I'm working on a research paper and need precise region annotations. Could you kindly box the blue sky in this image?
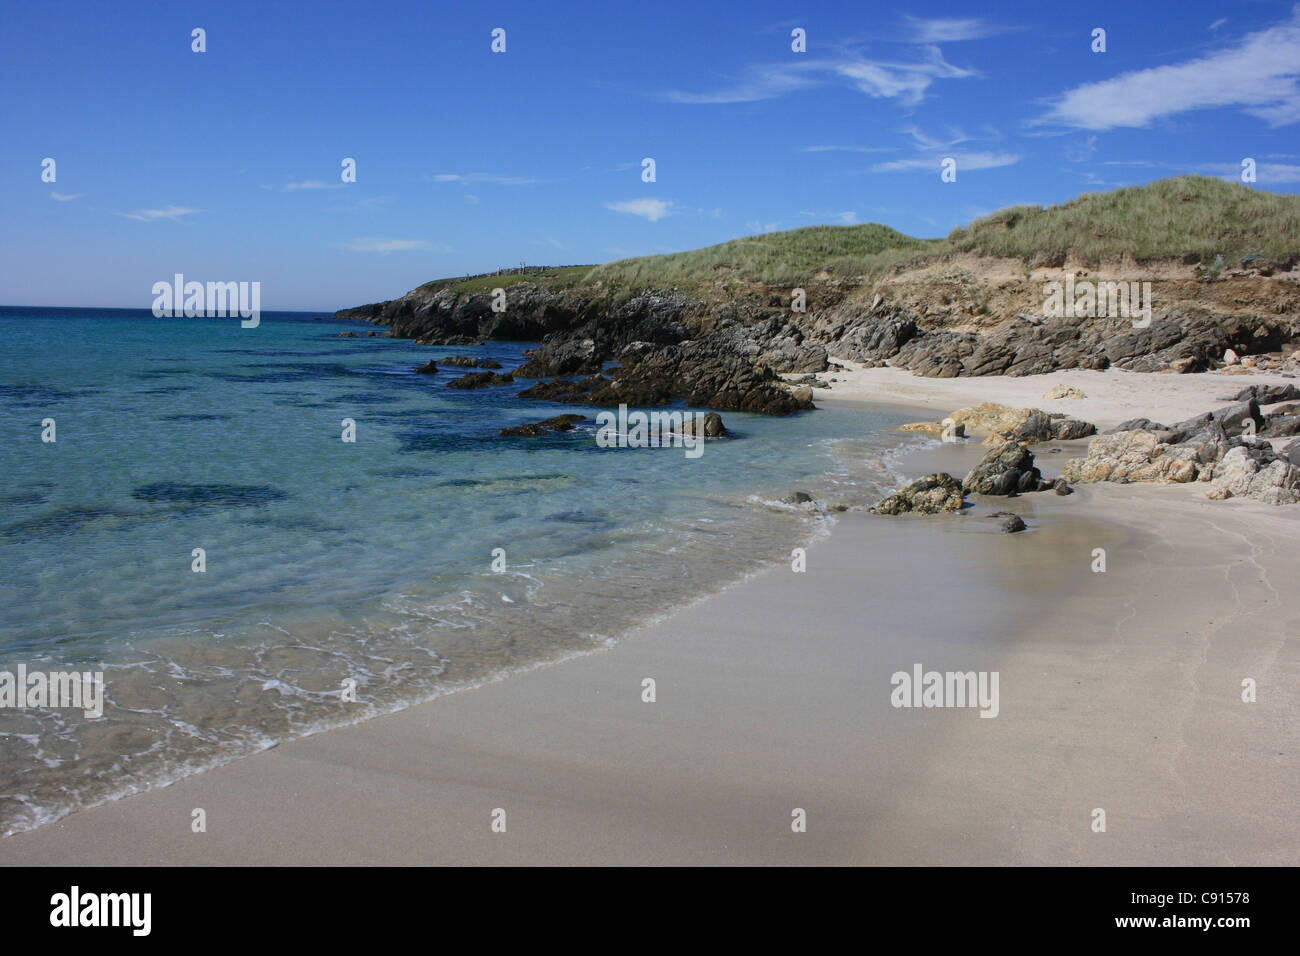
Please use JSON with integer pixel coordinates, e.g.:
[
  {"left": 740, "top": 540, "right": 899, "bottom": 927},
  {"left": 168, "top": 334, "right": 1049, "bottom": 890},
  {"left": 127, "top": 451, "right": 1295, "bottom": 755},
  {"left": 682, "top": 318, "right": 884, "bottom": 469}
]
[{"left": 3, "top": 0, "right": 1299, "bottom": 311}]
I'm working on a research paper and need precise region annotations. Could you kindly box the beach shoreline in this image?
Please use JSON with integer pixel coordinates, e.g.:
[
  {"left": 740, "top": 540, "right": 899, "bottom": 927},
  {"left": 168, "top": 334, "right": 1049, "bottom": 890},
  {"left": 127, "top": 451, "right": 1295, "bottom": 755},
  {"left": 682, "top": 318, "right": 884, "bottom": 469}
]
[{"left": 4, "top": 368, "right": 1296, "bottom": 865}]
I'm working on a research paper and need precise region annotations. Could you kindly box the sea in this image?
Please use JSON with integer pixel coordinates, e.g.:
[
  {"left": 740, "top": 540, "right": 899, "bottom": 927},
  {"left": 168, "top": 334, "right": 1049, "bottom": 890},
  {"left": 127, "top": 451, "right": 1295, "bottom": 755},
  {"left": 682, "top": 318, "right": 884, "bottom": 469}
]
[{"left": 0, "top": 306, "right": 918, "bottom": 835}]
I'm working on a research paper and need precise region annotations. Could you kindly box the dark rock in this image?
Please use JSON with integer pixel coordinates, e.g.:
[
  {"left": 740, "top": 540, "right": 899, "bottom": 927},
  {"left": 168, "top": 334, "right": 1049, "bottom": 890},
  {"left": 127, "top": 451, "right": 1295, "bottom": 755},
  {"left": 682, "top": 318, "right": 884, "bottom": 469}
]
[
  {"left": 446, "top": 371, "right": 515, "bottom": 389},
  {"left": 414, "top": 360, "right": 439, "bottom": 374},
  {"left": 782, "top": 491, "right": 814, "bottom": 505},
  {"left": 1261, "top": 414, "right": 1300, "bottom": 438},
  {"left": 500, "top": 414, "right": 586, "bottom": 437},
  {"left": 441, "top": 356, "right": 503, "bottom": 369},
  {"left": 1054, "top": 480, "right": 1073, "bottom": 495},
  {"left": 963, "top": 441, "right": 1042, "bottom": 496},
  {"left": 678, "top": 411, "right": 728, "bottom": 438},
  {"left": 1220, "top": 384, "right": 1300, "bottom": 404},
  {"left": 870, "top": 474, "right": 964, "bottom": 515},
  {"left": 1000, "top": 515, "right": 1027, "bottom": 534},
  {"left": 1284, "top": 438, "right": 1300, "bottom": 467}
]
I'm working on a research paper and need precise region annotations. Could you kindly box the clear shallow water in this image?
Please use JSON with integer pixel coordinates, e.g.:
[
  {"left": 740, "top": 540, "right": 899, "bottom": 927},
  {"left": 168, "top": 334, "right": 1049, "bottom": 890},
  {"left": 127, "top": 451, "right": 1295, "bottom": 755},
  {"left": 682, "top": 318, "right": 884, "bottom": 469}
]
[{"left": 0, "top": 307, "right": 915, "bottom": 835}]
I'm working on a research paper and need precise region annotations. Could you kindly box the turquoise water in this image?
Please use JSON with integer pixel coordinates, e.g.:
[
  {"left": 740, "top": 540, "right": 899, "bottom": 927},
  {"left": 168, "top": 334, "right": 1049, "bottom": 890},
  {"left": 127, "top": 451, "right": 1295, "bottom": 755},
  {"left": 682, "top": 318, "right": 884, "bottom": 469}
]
[{"left": 0, "top": 307, "right": 912, "bottom": 834}]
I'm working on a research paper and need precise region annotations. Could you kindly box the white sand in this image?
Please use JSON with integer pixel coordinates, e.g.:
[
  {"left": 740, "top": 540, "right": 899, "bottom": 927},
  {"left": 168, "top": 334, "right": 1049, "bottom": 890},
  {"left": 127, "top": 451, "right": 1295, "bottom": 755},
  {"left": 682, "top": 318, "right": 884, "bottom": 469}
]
[
  {"left": 2, "top": 370, "right": 1297, "bottom": 866},
  {"left": 811, "top": 361, "right": 1299, "bottom": 432}
]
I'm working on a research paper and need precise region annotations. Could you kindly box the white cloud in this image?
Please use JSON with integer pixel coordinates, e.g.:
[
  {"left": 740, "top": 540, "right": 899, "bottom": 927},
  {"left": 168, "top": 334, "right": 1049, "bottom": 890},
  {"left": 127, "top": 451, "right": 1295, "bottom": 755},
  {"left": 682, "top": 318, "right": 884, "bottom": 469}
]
[
  {"left": 665, "top": 47, "right": 974, "bottom": 107},
  {"left": 802, "top": 144, "right": 897, "bottom": 153},
  {"left": 118, "top": 205, "right": 199, "bottom": 222},
  {"left": 50, "top": 192, "right": 80, "bottom": 202},
  {"left": 604, "top": 199, "right": 673, "bottom": 221},
  {"left": 1041, "top": 8, "right": 1300, "bottom": 129},
  {"left": 902, "top": 16, "right": 1002, "bottom": 43},
  {"left": 1209, "top": 18, "right": 1227, "bottom": 31},
  {"left": 1065, "top": 135, "right": 1099, "bottom": 162},
  {"left": 337, "top": 237, "right": 444, "bottom": 254},
  {"left": 432, "top": 173, "right": 538, "bottom": 185},
  {"left": 873, "top": 151, "right": 1019, "bottom": 172},
  {"left": 901, "top": 125, "right": 973, "bottom": 150}
]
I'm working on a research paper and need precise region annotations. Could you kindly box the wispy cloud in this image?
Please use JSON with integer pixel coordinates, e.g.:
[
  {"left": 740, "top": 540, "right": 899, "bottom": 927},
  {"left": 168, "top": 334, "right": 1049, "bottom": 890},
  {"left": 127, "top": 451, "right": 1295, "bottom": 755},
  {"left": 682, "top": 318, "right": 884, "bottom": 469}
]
[
  {"left": 1065, "top": 135, "right": 1099, "bottom": 162},
  {"left": 118, "top": 205, "right": 199, "bottom": 222},
  {"left": 1202, "top": 161, "right": 1300, "bottom": 183},
  {"left": 664, "top": 47, "right": 975, "bottom": 107},
  {"left": 337, "top": 237, "right": 444, "bottom": 254},
  {"left": 801, "top": 144, "right": 897, "bottom": 154},
  {"left": 50, "top": 192, "right": 81, "bottom": 202},
  {"left": 1209, "top": 18, "right": 1227, "bottom": 31},
  {"left": 1040, "top": 8, "right": 1300, "bottom": 129},
  {"left": 284, "top": 180, "right": 343, "bottom": 191},
  {"left": 431, "top": 173, "right": 538, "bottom": 185},
  {"left": 604, "top": 199, "right": 673, "bottom": 222},
  {"left": 902, "top": 15, "right": 1004, "bottom": 43},
  {"left": 873, "top": 151, "right": 1019, "bottom": 172},
  {"left": 901, "top": 124, "right": 974, "bottom": 151}
]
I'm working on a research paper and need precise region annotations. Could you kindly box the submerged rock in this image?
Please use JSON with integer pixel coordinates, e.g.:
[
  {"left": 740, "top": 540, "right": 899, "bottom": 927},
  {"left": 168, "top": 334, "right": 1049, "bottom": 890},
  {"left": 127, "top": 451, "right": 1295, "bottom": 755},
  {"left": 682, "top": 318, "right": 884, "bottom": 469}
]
[
  {"left": 500, "top": 414, "right": 586, "bottom": 437},
  {"left": 446, "top": 371, "right": 515, "bottom": 389},
  {"left": 1000, "top": 515, "right": 1027, "bottom": 533},
  {"left": 415, "top": 360, "right": 439, "bottom": 374},
  {"left": 441, "top": 356, "right": 503, "bottom": 369}
]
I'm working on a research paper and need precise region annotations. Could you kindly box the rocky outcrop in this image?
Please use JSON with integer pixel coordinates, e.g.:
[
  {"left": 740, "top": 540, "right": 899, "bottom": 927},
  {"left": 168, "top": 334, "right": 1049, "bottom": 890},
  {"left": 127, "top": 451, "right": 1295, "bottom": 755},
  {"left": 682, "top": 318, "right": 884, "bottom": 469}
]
[
  {"left": 500, "top": 414, "right": 585, "bottom": 437},
  {"left": 446, "top": 371, "right": 515, "bottom": 389},
  {"left": 870, "top": 473, "right": 964, "bottom": 515},
  {"left": 441, "top": 356, "right": 503, "bottom": 369},
  {"left": 1062, "top": 405, "right": 1300, "bottom": 503},
  {"left": 1208, "top": 444, "right": 1300, "bottom": 504},
  {"left": 963, "top": 441, "right": 1048, "bottom": 495},
  {"left": 337, "top": 258, "right": 1295, "bottom": 418},
  {"left": 810, "top": 309, "right": 1292, "bottom": 378},
  {"left": 1217, "top": 384, "right": 1300, "bottom": 404},
  {"left": 902, "top": 403, "right": 1095, "bottom": 445},
  {"left": 415, "top": 360, "right": 438, "bottom": 374},
  {"left": 1060, "top": 429, "right": 1217, "bottom": 484}
]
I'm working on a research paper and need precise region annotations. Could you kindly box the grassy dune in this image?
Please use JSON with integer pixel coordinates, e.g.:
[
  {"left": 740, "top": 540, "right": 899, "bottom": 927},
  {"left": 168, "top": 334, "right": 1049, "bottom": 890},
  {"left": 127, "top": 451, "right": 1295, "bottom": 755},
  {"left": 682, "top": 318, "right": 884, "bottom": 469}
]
[
  {"left": 948, "top": 176, "right": 1300, "bottom": 265},
  {"left": 409, "top": 177, "right": 1300, "bottom": 299}
]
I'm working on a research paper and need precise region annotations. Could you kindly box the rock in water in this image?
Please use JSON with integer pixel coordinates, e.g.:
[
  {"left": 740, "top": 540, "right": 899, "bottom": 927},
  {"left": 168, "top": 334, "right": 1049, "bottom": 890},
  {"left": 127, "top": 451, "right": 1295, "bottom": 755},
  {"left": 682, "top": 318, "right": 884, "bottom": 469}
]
[
  {"left": 1000, "top": 515, "right": 1027, "bottom": 533},
  {"left": 676, "top": 411, "right": 728, "bottom": 437},
  {"left": 446, "top": 371, "right": 515, "bottom": 388},
  {"left": 500, "top": 414, "right": 585, "bottom": 437},
  {"left": 415, "top": 360, "right": 439, "bottom": 374},
  {"left": 870, "top": 473, "right": 964, "bottom": 515}
]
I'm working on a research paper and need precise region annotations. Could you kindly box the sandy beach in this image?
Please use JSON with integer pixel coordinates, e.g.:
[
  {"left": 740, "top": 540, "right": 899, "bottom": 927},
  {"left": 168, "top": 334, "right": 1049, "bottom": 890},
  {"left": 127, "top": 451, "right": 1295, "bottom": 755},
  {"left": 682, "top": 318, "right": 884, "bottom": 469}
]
[{"left": 2, "top": 367, "right": 1296, "bottom": 866}]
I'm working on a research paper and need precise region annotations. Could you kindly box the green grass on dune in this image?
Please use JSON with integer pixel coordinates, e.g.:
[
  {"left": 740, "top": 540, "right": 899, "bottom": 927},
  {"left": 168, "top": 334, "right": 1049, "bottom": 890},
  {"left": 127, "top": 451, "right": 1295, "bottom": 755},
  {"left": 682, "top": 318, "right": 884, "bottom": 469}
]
[
  {"left": 587, "top": 223, "right": 941, "bottom": 289},
  {"left": 948, "top": 176, "right": 1300, "bottom": 265},
  {"left": 406, "top": 177, "right": 1300, "bottom": 301}
]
